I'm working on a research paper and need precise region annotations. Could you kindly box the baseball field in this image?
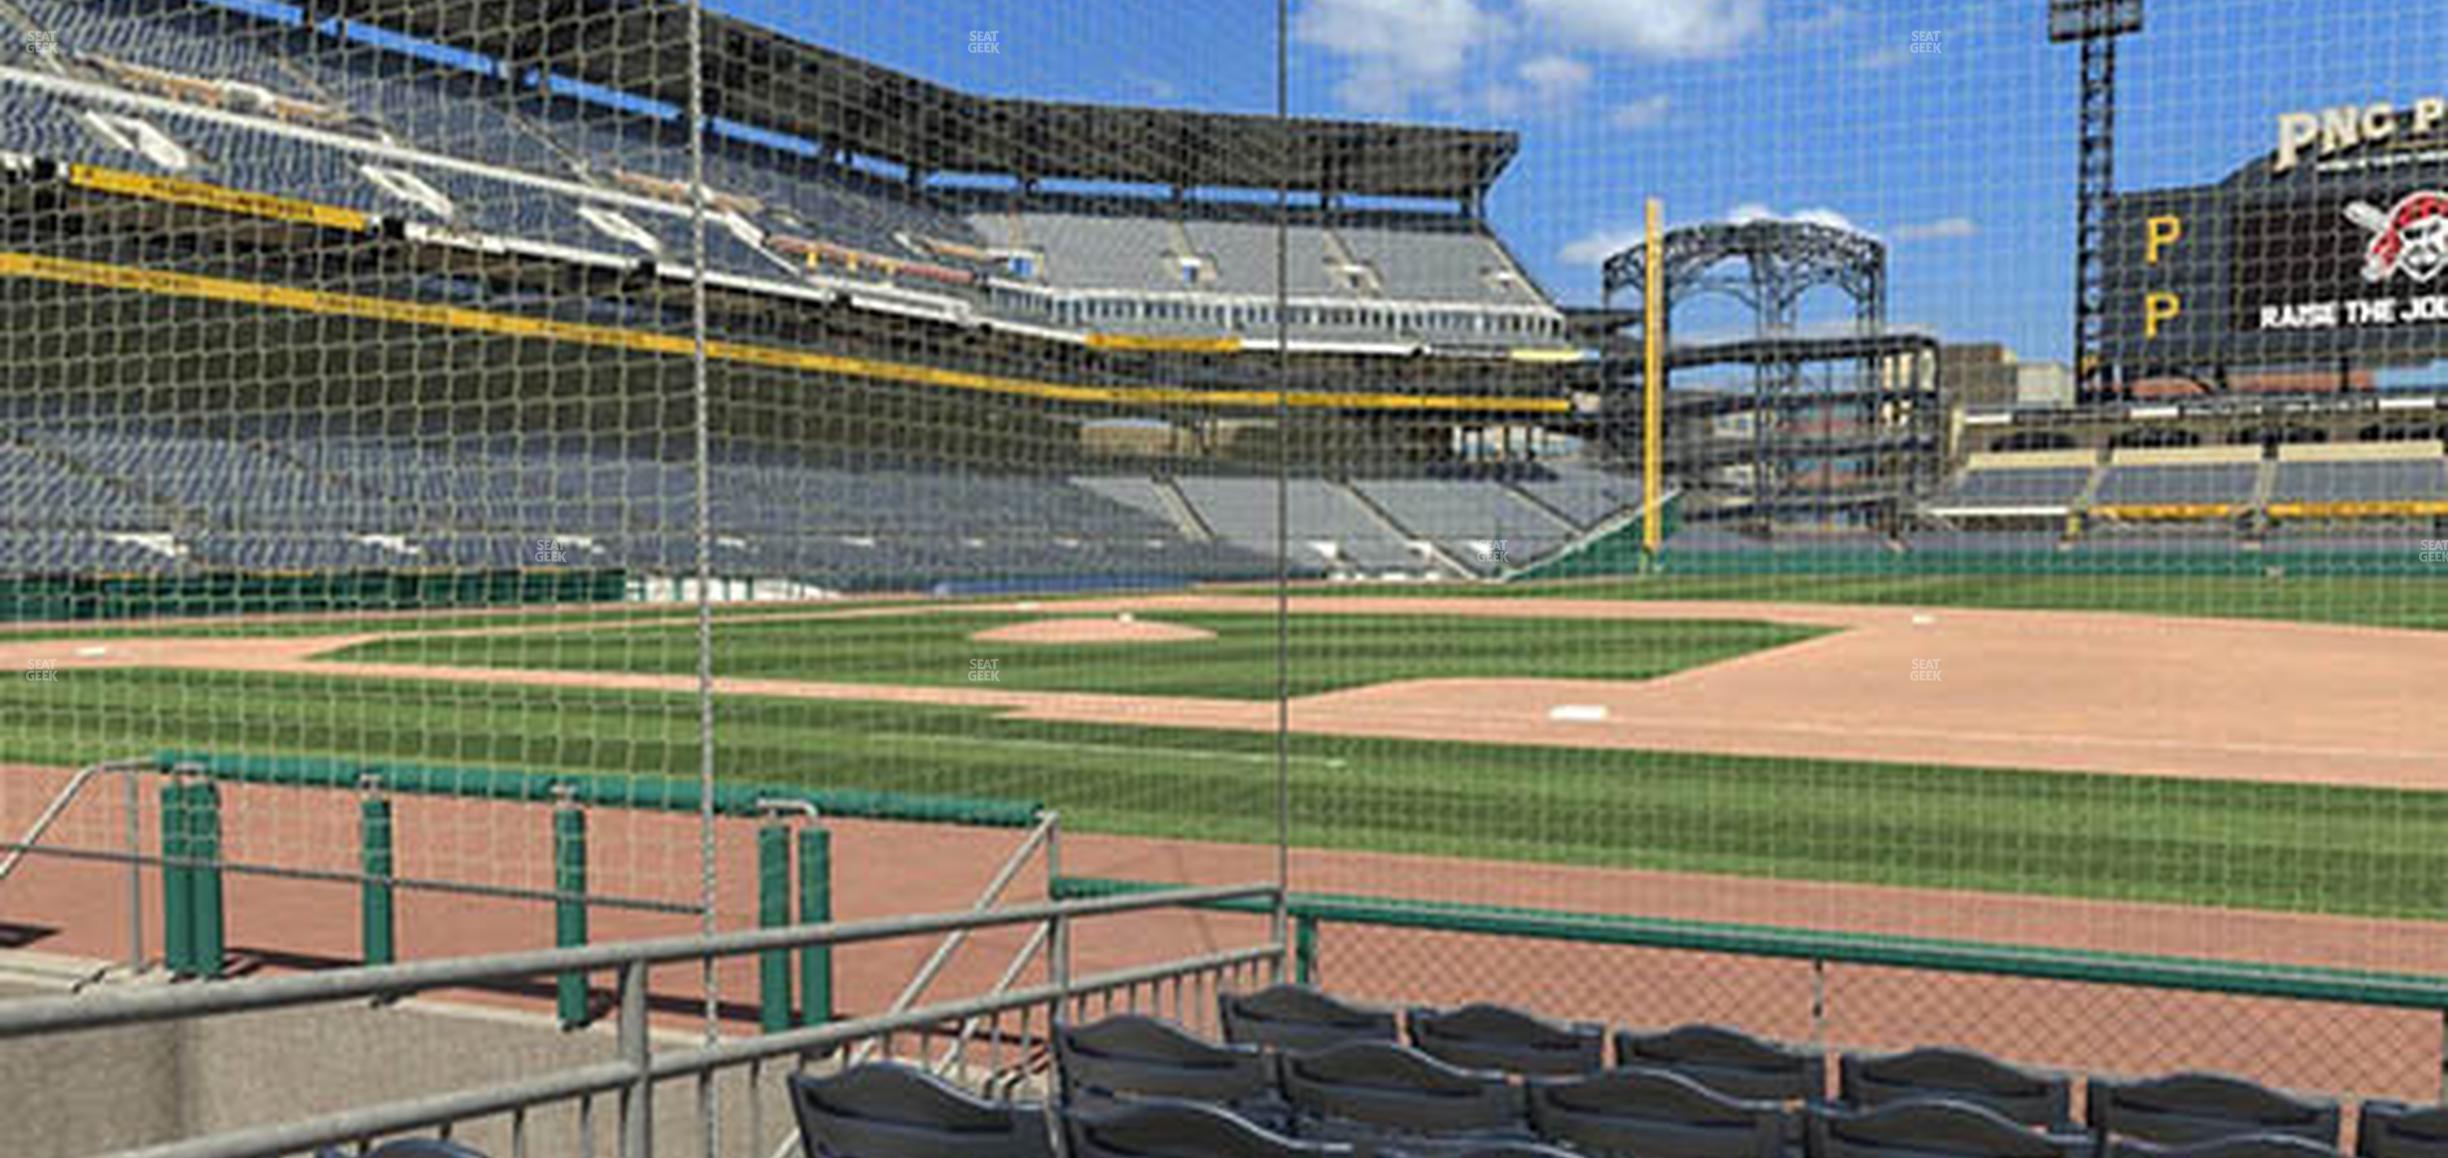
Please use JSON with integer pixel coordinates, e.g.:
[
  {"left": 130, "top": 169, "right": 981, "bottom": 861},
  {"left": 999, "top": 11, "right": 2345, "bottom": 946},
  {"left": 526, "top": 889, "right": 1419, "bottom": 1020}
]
[{"left": 5, "top": 571, "right": 2445, "bottom": 922}]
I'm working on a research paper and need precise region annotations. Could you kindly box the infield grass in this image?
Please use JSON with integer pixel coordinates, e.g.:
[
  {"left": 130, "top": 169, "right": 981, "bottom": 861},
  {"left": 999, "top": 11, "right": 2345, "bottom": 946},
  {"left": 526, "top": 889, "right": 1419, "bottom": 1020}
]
[{"left": 320, "top": 610, "right": 1827, "bottom": 699}]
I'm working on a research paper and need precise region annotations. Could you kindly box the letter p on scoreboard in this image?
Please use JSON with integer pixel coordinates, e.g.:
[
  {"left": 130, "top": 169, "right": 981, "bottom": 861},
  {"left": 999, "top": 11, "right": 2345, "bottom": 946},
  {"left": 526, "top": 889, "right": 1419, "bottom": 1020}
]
[{"left": 2142, "top": 213, "right": 2187, "bottom": 339}]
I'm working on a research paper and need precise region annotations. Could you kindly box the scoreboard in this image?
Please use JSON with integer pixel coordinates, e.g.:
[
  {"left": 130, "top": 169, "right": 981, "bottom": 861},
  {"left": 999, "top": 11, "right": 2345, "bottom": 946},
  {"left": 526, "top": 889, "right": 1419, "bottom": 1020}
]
[{"left": 2102, "top": 98, "right": 2448, "bottom": 372}]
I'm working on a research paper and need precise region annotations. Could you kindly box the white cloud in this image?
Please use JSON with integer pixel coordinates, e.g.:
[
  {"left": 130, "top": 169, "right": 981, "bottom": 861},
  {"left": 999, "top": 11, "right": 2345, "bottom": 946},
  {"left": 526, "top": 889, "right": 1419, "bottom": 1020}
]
[
  {"left": 1478, "top": 52, "right": 1596, "bottom": 117},
  {"left": 1726, "top": 203, "right": 1865, "bottom": 235},
  {"left": 1893, "top": 216, "right": 1978, "bottom": 242},
  {"left": 1517, "top": 0, "right": 1767, "bottom": 59},
  {"left": 1560, "top": 226, "right": 1649, "bottom": 266},
  {"left": 1609, "top": 94, "right": 1672, "bottom": 131},
  {"left": 1296, "top": 0, "right": 1769, "bottom": 118},
  {"left": 1517, "top": 54, "right": 1592, "bottom": 103},
  {"left": 1293, "top": 0, "right": 1504, "bottom": 116},
  {"left": 1482, "top": 53, "right": 1593, "bottom": 117},
  {"left": 1566, "top": 205, "right": 1924, "bottom": 266}
]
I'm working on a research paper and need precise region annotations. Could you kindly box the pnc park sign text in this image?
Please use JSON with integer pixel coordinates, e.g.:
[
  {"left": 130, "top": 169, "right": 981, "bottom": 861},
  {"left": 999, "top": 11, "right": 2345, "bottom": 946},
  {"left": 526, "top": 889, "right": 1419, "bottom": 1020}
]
[{"left": 2274, "top": 96, "right": 2448, "bottom": 176}]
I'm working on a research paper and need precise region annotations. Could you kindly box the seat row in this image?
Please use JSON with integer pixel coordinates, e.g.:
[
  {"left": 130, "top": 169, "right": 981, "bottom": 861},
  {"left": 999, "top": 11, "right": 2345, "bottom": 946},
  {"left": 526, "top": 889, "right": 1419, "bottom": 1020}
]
[
  {"left": 792, "top": 1054, "right": 2448, "bottom": 1158},
  {"left": 779, "top": 985, "right": 2448, "bottom": 1158},
  {"left": 305, "top": 985, "right": 2448, "bottom": 1158},
  {"left": 1205, "top": 986, "right": 2393, "bottom": 1147}
]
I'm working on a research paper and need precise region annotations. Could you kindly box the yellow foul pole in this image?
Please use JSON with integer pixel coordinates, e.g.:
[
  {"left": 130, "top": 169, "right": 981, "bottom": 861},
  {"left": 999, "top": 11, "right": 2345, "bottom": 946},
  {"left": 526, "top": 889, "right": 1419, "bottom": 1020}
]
[{"left": 1642, "top": 198, "right": 1665, "bottom": 556}]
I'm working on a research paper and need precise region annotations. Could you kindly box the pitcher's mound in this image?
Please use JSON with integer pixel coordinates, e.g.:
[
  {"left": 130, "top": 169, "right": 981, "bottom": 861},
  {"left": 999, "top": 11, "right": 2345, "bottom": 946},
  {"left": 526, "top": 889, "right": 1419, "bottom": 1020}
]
[{"left": 970, "top": 615, "right": 1216, "bottom": 645}]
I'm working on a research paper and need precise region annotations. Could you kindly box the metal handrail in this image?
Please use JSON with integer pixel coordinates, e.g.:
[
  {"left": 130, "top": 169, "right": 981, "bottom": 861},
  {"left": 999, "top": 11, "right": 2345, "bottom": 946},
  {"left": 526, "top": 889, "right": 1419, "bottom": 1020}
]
[
  {"left": 650, "top": 945, "right": 1278, "bottom": 1084},
  {"left": 0, "top": 760, "right": 116, "bottom": 887},
  {"left": 848, "top": 810, "right": 1057, "bottom": 1066},
  {"left": 0, "top": 881, "right": 1279, "bottom": 1040},
  {"left": 105, "top": 944, "right": 1279, "bottom": 1158}
]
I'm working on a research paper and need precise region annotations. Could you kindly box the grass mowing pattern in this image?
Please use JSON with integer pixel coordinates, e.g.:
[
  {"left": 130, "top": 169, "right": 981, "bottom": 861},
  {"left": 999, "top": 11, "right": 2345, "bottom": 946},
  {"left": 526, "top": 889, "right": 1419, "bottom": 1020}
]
[
  {"left": 1284, "top": 574, "right": 2448, "bottom": 630},
  {"left": 321, "top": 611, "right": 1827, "bottom": 699},
  {"left": 16, "top": 572, "right": 2443, "bottom": 647},
  {"left": 6, "top": 667, "right": 2445, "bottom": 920}
]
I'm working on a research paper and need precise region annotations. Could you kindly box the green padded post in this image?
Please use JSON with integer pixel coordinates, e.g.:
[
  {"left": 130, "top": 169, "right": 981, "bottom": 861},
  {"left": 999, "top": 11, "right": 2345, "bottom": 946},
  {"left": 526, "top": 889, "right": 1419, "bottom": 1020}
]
[
  {"left": 1295, "top": 915, "right": 1319, "bottom": 986},
  {"left": 553, "top": 801, "right": 589, "bottom": 1029},
  {"left": 797, "top": 826, "right": 831, "bottom": 1027},
  {"left": 191, "top": 782, "right": 224, "bottom": 979},
  {"left": 758, "top": 823, "right": 791, "bottom": 1034},
  {"left": 360, "top": 793, "right": 395, "bottom": 966},
  {"left": 159, "top": 780, "right": 191, "bottom": 977}
]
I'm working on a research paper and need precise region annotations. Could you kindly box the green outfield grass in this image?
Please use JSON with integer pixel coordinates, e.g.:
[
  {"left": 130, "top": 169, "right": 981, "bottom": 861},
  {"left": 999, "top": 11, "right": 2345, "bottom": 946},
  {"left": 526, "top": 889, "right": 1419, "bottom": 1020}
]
[
  {"left": 13, "top": 569, "right": 2443, "bottom": 647},
  {"left": 1286, "top": 573, "right": 2448, "bottom": 630},
  {"left": 6, "top": 666, "right": 2445, "bottom": 920},
  {"left": 0, "top": 598, "right": 925, "bottom": 642},
  {"left": 320, "top": 610, "right": 1827, "bottom": 699}
]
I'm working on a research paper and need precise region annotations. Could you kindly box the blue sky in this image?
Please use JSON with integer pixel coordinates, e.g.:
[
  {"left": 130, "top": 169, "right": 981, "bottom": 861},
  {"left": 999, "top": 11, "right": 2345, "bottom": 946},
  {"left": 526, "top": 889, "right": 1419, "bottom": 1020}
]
[{"left": 716, "top": 0, "right": 2437, "bottom": 362}]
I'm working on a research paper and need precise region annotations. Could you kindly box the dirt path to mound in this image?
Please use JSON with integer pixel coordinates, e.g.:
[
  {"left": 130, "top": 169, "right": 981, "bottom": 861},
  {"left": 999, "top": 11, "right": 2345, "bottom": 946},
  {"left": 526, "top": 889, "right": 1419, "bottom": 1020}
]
[
  {"left": 5, "top": 594, "right": 2442, "bottom": 789},
  {"left": 968, "top": 616, "right": 1218, "bottom": 644}
]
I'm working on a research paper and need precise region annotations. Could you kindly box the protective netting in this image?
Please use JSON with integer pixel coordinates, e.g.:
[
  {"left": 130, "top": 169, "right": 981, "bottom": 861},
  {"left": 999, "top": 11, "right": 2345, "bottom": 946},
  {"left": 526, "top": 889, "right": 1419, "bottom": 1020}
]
[{"left": 0, "top": 1, "right": 2443, "bottom": 1150}]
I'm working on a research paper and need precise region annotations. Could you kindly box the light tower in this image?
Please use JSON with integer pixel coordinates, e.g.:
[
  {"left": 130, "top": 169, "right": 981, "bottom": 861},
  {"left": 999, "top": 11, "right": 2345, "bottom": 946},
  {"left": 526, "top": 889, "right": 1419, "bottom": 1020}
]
[{"left": 2049, "top": 0, "right": 2145, "bottom": 402}]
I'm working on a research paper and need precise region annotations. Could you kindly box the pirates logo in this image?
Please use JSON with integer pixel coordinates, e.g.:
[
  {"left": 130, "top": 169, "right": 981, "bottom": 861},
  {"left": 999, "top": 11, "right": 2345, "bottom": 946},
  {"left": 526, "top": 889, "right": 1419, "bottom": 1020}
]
[{"left": 2346, "top": 191, "right": 2448, "bottom": 284}]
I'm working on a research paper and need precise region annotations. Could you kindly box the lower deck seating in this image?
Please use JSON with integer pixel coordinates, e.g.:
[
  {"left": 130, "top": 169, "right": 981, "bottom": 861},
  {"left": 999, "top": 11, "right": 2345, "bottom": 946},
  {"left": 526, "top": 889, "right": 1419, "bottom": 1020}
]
[
  {"left": 1173, "top": 477, "right": 1426, "bottom": 576},
  {"left": 0, "top": 428, "right": 1293, "bottom": 588}
]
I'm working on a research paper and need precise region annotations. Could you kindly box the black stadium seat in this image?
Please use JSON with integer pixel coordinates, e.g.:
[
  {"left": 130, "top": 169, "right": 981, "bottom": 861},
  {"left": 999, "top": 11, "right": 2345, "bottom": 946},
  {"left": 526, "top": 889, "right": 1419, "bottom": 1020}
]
[
  {"left": 787, "top": 1063, "right": 1054, "bottom": 1158},
  {"left": 2086, "top": 1073, "right": 2340, "bottom": 1147},
  {"left": 1219, "top": 984, "right": 1401, "bottom": 1053},
  {"left": 2360, "top": 1102, "right": 2448, "bottom": 1158},
  {"left": 1067, "top": 1098, "right": 1351, "bottom": 1158},
  {"left": 316, "top": 1143, "right": 490, "bottom": 1158},
  {"left": 1614, "top": 1024, "right": 1828, "bottom": 1104},
  {"left": 1407, "top": 1003, "right": 1605, "bottom": 1076},
  {"left": 1837, "top": 1046, "right": 2073, "bottom": 1128},
  {"left": 1056, "top": 1014, "right": 1288, "bottom": 1129},
  {"left": 2110, "top": 1134, "right": 2345, "bottom": 1158},
  {"left": 1279, "top": 1040, "right": 1532, "bottom": 1155},
  {"left": 1806, "top": 1100, "right": 2093, "bottom": 1158},
  {"left": 1527, "top": 1066, "right": 1787, "bottom": 1158},
  {"left": 1395, "top": 1145, "right": 1582, "bottom": 1158}
]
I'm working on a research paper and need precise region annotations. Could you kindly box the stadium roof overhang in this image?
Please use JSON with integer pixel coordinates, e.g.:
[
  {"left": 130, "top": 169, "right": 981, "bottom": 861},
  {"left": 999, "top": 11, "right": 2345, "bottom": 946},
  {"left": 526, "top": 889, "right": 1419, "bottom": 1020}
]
[{"left": 313, "top": 0, "right": 1518, "bottom": 201}]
